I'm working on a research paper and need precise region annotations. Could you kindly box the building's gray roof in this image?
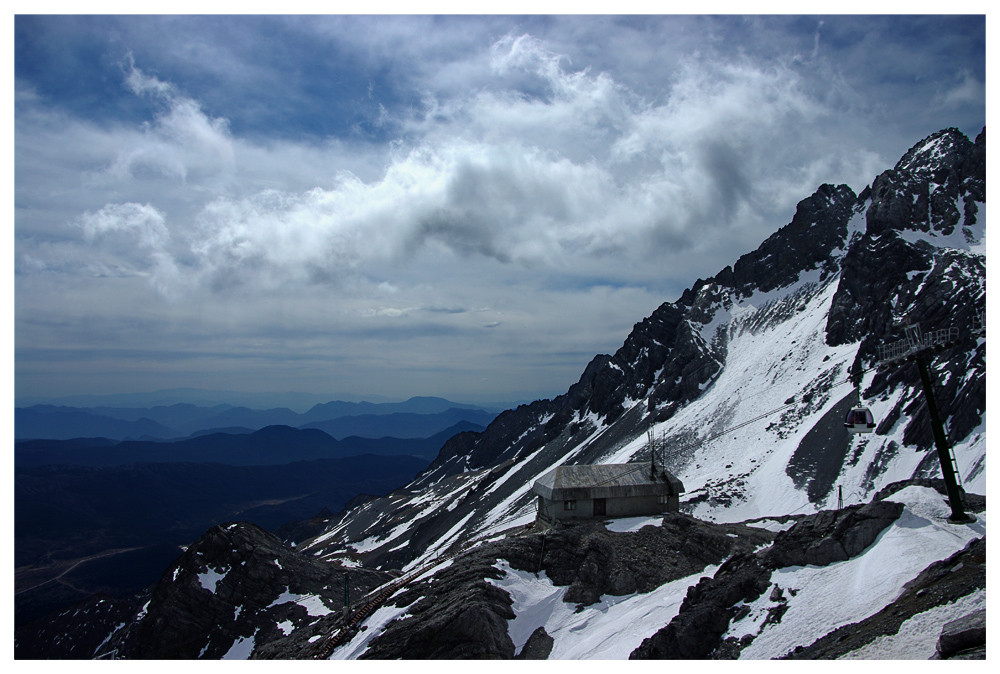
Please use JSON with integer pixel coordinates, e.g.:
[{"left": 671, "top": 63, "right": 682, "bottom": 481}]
[{"left": 532, "top": 463, "right": 684, "bottom": 501}]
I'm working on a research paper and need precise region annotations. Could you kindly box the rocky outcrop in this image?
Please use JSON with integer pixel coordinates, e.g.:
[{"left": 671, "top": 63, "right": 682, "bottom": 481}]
[
  {"left": 866, "top": 128, "right": 982, "bottom": 238},
  {"left": 515, "top": 627, "right": 554, "bottom": 659},
  {"left": 824, "top": 128, "right": 985, "bottom": 452},
  {"left": 353, "top": 552, "right": 517, "bottom": 659},
  {"left": 629, "top": 551, "right": 772, "bottom": 659},
  {"left": 782, "top": 535, "right": 985, "bottom": 660},
  {"left": 353, "top": 515, "right": 775, "bottom": 659},
  {"left": 14, "top": 592, "right": 148, "bottom": 659},
  {"left": 512, "top": 515, "right": 774, "bottom": 606},
  {"left": 96, "top": 522, "right": 389, "bottom": 659},
  {"left": 630, "top": 498, "right": 905, "bottom": 659},
  {"left": 760, "top": 500, "right": 903, "bottom": 568},
  {"left": 934, "top": 609, "right": 985, "bottom": 659},
  {"left": 729, "top": 183, "right": 857, "bottom": 295}
]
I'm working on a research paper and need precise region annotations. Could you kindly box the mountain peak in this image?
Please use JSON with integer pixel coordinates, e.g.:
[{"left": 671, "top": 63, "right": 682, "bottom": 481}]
[
  {"left": 894, "top": 127, "right": 971, "bottom": 175},
  {"left": 866, "top": 127, "right": 984, "bottom": 239}
]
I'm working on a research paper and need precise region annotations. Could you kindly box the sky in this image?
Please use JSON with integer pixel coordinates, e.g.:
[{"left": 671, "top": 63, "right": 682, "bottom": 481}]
[{"left": 12, "top": 10, "right": 987, "bottom": 406}]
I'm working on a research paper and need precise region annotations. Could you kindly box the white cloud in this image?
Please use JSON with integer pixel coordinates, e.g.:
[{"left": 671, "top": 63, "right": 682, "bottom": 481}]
[
  {"left": 78, "top": 202, "right": 168, "bottom": 248},
  {"left": 16, "top": 18, "right": 982, "bottom": 401},
  {"left": 122, "top": 53, "right": 176, "bottom": 99},
  {"left": 108, "top": 58, "right": 235, "bottom": 184},
  {"left": 18, "top": 32, "right": 881, "bottom": 331},
  {"left": 940, "top": 70, "right": 985, "bottom": 109},
  {"left": 96, "top": 35, "right": 877, "bottom": 302}
]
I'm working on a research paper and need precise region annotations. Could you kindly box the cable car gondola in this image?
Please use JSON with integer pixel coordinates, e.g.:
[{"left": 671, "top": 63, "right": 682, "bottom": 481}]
[{"left": 844, "top": 407, "right": 876, "bottom": 434}]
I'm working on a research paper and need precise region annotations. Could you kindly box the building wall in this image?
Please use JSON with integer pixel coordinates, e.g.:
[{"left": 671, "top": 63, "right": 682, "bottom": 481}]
[
  {"left": 538, "top": 493, "right": 679, "bottom": 523},
  {"left": 605, "top": 494, "right": 678, "bottom": 517},
  {"left": 537, "top": 495, "right": 595, "bottom": 523}
]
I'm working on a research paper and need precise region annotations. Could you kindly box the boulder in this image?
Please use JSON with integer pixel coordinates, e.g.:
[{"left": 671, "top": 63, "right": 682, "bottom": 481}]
[
  {"left": 935, "top": 609, "right": 985, "bottom": 659},
  {"left": 515, "top": 627, "right": 554, "bottom": 659},
  {"left": 762, "top": 500, "right": 903, "bottom": 569}
]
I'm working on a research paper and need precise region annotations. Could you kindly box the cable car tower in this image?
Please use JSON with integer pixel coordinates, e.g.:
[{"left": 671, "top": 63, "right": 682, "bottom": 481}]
[{"left": 876, "top": 322, "right": 975, "bottom": 523}]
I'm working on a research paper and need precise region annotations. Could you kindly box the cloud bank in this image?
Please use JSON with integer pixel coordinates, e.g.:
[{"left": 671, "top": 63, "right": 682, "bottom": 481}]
[
  {"left": 14, "top": 16, "right": 985, "bottom": 402},
  {"left": 23, "top": 37, "right": 884, "bottom": 296}
]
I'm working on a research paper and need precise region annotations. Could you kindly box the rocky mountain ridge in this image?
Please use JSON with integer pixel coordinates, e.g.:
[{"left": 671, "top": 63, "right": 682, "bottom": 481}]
[{"left": 293, "top": 127, "right": 984, "bottom": 577}]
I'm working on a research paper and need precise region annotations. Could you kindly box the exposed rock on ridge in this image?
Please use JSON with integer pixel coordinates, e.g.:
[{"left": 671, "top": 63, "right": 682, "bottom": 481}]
[
  {"left": 95, "top": 522, "right": 389, "bottom": 659},
  {"left": 294, "top": 127, "right": 985, "bottom": 580}
]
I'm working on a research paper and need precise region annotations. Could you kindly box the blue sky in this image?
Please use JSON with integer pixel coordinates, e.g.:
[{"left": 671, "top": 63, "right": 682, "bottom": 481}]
[{"left": 13, "top": 12, "right": 987, "bottom": 405}]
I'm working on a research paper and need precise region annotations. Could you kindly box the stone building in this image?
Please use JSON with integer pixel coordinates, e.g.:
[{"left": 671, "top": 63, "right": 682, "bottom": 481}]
[{"left": 532, "top": 463, "right": 684, "bottom": 524}]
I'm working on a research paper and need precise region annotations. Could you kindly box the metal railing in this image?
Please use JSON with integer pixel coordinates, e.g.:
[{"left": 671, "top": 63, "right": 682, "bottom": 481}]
[{"left": 877, "top": 326, "right": 960, "bottom": 365}]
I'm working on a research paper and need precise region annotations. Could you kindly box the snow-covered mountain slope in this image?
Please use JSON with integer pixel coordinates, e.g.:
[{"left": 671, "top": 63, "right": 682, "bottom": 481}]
[
  {"left": 15, "top": 127, "right": 986, "bottom": 660},
  {"left": 296, "top": 127, "right": 985, "bottom": 575},
  {"left": 323, "top": 483, "right": 984, "bottom": 660}
]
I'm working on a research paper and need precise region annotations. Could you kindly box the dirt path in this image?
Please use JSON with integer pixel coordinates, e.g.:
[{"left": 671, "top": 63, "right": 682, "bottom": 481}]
[{"left": 15, "top": 547, "right": 144, "bottom": 595}]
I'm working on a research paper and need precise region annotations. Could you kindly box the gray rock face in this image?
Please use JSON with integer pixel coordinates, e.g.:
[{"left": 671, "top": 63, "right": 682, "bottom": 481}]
[
  {"left": 629, "top": 551, "right": 772, "bottom": 660},
  {"left": 515, "top": 627, "right": 554, "bottom": 659},
  {"left": 935, "top": 609, "right": 985, "bottom": 659},
  {"left": 354, "top": 516, "right": 774, "bottom": 660},
  {"left": 760, "top": 500, "right": 904, "bottom": 569},
  {"left": 825, "top": 127, "right": 985, "bottom": 452},
  {"left": 354, "top": 552, "right": 517, "bottom": 659},
  {"left": 631, "top": 496, "right": 905, "bottom": 660},
  {"left": 96, "top": 522, "right": 389, "bottom": 659},
  {"left": 14, "top": 592, "right": 148, "bottom": 659},
  {"left": 520, "top": 515, "right": 774, "bottom": 606}
]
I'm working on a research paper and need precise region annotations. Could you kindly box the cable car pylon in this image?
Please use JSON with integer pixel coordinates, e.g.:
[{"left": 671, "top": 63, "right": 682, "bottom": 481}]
[{"left": 876, "top": 321, "right": 975, "bottom": 524}]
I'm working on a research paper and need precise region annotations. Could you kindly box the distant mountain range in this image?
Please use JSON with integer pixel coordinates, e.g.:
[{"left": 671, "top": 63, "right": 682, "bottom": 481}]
[
  {"left": 14, "top": 399, "right": 494, "bottom": 630},
  {"left": 15, "top": 421, "right": 484, "bottom": 468},
  {"left": 15, "top": 396, "right": 500, "bottom": 441}
]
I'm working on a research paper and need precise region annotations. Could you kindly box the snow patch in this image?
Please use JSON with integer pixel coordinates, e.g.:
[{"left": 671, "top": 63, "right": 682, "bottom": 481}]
[
  {"left": 489, "top": 559, "right": 719, "bottom": 659},
  {"left": 222, "top": 632, "right": 255, "bottom": 660},
  {"left": 267, "top": 589, "right": 335, "bottom": 617},
  {"left": 743, "top": 518, "right": 799, "bottom": 533},
  {"left": 197, "top": 566, "right": 228, "bottom": 594},
  {"left": 897, "top": 215, "right": 985, "bottom": 253},
  {"left": 329, "top": 603, "right": 417, "bottom": 659},
  {"left": 841, "top": 590, "right": 985, "bottom": 659},
  {"left": 605, "top": 515, "right": 663, "bottom": 532},
  {"left": 736, "top": 486, "right": 986, "bottom": 659}
]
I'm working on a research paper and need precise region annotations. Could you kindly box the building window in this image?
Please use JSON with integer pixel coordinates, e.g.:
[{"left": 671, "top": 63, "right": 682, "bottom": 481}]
[
  {"left": 657, "top": 494, "right": 669, "bottom": 504},
  {"left": 564, "top": 499, "right": 577, "bottom": 511}
]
